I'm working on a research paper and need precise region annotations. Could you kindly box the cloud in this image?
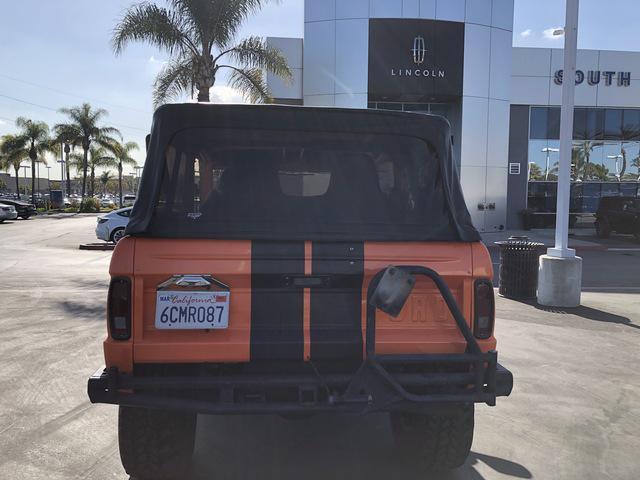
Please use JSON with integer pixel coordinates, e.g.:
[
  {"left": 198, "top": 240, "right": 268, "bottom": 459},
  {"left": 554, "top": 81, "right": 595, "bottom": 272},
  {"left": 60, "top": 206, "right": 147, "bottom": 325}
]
[
  {"left": 520, "top": 29, "right": 532, "bottom": 38},
  {"left": 543, "top": 27, "right": 564, "bottom": 40},
  {"left": 210, "top": 85, "right": 248, "bottom": 104},
  {"left": 147, "top": 56, "right": 168, "bottom": 76}
]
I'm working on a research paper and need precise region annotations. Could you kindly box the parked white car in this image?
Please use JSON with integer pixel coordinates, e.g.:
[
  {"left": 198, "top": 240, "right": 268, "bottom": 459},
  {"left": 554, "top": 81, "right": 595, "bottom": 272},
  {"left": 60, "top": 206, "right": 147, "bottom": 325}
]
[
  {"left": 0, "top": 203, "right": 18, "bottom": 222},
  {"left": 99, "top": 197, "right": 116, "bottom": 208},
  {"left": 122, "top": 195, "right": 136, "bottom": 207},
  {"left": 95, "top": 207, "right": 132, "bottom": 243}
]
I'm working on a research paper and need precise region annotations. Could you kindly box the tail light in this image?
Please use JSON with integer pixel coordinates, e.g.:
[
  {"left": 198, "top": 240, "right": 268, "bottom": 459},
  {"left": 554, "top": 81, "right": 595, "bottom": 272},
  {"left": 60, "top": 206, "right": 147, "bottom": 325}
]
[
  {"left": 473, "top": 279, "right": 495, "bottom": 339},
  {"left": 108, "top": 277, "right": 132, "bottom": 340}
]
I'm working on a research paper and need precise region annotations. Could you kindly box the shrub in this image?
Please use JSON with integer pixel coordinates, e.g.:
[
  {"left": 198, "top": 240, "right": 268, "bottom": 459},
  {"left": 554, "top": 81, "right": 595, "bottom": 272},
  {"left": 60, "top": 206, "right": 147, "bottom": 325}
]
[{"left": 79, "top": 197, "right": 101, "bottom": 213}]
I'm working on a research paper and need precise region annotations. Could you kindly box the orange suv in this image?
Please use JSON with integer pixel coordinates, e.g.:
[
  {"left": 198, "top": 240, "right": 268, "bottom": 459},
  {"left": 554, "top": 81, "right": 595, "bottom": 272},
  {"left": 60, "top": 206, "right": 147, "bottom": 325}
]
[{"left": 88, "top": 104, "right": 512, "bottom": 479}]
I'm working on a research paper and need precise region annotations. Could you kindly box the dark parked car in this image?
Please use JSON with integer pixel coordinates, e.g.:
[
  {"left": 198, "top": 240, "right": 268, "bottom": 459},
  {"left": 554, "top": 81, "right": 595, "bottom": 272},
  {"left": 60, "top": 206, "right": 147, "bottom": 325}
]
[
  {"left": 0, "top": 198, "right": 37, "bottom": 219},
  {"left": 595, "top": 196, "right": 640, "bottom": 241}
]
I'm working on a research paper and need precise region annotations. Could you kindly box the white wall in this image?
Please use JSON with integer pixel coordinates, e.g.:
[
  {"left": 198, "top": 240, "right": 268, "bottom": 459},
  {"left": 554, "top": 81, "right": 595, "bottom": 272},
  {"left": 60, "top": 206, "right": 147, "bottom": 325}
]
[
  {"left": 266, "top": 37, "right": 304, "bottom": 101},
  {"left": 458, "top": 1, "right": 514, "bottom": 232}
]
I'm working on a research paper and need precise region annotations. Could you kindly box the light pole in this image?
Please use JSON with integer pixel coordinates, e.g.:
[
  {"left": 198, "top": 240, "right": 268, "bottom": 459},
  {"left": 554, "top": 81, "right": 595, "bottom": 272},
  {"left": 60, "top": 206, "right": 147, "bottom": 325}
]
[
  {"left": 20, "top": 165, "right": 30, "bottom": 199},
  {"left": 541, "top": 147, "right": 560, "bottom": 180},
  {"left": 538, "top": 0, "right": 583, "bottom": 308},
  {"left": 134, "top": 166, "right": 143, "bottom": 195},
  {"left": 607, "top": 154, "right": 623, "bottom": 181},
  {"left": 64, "top": 143, "right": 71, "bottom": 195}
]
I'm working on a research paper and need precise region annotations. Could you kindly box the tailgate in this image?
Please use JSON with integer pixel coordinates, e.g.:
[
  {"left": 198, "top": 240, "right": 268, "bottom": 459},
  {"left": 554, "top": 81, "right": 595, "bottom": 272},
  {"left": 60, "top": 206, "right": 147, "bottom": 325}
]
[{"left": 128, "top": 239, "right": 477, "bottom": 365}]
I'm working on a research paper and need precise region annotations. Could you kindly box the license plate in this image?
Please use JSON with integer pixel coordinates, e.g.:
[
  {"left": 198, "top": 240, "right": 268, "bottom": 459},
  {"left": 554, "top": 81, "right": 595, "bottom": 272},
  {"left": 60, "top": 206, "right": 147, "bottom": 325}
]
[{"left": 155, "top": 291, "right": 230, "bottom": 329}]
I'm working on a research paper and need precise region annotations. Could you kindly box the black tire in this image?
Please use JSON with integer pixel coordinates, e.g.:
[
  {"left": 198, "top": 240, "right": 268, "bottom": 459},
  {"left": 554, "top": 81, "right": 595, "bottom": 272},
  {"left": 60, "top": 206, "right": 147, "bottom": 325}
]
[
  {"left": 20, "top": 214, "right": 30, "bottom": 220},
  {"left": 391, "top": 404, "right": 474, "bottom": 471},
  {"left": 118, "top": 406, "right": 197, "bottom": 480},
  {"left": 110, "top": 227, "right": 125, "bottom": 243},
  {"left": 595, "top": 217, "right": 611, "bottom": 238}
]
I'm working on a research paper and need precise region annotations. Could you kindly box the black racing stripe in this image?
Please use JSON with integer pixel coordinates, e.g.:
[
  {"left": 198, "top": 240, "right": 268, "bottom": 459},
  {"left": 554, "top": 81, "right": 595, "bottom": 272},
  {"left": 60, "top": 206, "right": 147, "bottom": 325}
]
[
  {"left": 251, "top": 241, "right": 305, "bottom": 361},
  {"left": 310, "top": 242, "right": 364, "bottom": 362}
]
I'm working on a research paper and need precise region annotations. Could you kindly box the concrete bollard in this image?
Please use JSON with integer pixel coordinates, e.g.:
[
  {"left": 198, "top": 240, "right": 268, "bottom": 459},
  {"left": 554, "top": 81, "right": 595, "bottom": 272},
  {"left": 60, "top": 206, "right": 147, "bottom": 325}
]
[{"left": 537, "top": 255, "right": 583, "bottom": 307}]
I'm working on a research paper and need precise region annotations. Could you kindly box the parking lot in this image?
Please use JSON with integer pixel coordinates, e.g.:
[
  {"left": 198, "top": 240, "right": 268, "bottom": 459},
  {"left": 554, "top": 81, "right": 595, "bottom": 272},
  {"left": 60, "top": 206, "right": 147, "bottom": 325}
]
[{"left": 1, "top": 215, "right": 639, "bottom": 480}]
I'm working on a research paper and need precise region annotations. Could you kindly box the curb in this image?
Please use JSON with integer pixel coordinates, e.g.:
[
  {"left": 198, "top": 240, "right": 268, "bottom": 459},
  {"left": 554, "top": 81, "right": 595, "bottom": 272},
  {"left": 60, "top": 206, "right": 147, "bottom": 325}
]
[{"left": 79, "top": 243, "right": 116, "bottom": 251}]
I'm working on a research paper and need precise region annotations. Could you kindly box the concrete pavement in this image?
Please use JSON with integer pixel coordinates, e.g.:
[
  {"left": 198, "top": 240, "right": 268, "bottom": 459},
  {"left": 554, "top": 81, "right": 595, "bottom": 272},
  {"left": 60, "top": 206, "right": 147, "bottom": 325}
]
[{"left": 0, "top": 216, "right": 639, "bottom": 479}]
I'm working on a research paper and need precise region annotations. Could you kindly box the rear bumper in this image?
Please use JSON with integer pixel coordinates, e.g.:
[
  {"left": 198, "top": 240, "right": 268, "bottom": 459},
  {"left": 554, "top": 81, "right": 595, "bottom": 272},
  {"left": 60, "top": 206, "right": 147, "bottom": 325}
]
[
  {"left": 88, "top": 354, "right": 513, "bottom": 415},
  {"left": 89, "top": 265, "right": 514, "bottom": 414}
]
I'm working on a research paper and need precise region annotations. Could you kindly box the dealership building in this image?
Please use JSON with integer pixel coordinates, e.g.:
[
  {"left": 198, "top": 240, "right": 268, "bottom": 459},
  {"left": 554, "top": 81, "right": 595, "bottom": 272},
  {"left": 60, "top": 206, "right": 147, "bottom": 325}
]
[{"left": 265, "top": 0, "right": 640, "bottom": 232}]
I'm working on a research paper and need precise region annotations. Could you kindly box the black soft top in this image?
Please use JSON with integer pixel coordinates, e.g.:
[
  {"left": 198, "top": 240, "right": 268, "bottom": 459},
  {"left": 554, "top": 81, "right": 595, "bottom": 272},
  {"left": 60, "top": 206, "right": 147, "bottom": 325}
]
[{"left": 126, "top": 103, "right": 480, "bottom": 242}]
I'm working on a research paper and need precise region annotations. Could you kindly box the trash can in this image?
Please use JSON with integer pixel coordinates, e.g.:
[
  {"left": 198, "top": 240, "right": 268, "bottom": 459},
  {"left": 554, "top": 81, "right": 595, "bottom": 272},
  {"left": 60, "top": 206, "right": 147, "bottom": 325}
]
[{"left": 495, "top": 236, "right": 544, "bottom": 299}]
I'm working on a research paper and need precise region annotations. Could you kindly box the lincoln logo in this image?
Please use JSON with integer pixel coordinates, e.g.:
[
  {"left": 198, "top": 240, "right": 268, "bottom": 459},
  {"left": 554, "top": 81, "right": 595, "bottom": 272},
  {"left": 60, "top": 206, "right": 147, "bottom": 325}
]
[{"left": 412, "top": 35, "right": 426, "bottom": 65}]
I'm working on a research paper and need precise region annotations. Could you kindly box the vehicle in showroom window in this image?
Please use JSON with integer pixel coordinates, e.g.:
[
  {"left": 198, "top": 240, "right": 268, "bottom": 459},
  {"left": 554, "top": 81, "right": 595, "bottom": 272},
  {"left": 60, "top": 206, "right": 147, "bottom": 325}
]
[
  {"left": 87, "top": 104, "right": 513, "bottom": 480},
  {"left": 595, "top": 196, "right": 640, "bottom": 241}
]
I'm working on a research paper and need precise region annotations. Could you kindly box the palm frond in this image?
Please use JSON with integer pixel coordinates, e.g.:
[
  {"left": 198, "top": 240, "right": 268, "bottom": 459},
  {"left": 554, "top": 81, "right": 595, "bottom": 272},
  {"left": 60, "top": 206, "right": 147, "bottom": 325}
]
[
  {"left": 226, "top": 66, "right": 271, "bottom": 103},
  {"left": 224, "top": 36, "right": 292, "bottom": 82},
  {"left": 153, "top": 57, "right": 196, "bottom": 107},
  {"left": 112, "top": 2, "right": 198, "bottom": 56},
  {"left": 204, "top": 0, "right": 269, "bottom": 50}
]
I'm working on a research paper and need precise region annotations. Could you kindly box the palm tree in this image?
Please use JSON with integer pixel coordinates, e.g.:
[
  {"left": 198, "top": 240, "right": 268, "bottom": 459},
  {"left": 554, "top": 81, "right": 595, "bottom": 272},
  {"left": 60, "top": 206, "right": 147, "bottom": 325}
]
[
  {"left": 15, "top": 118, "right": 52, "bottom": 205},
  {"left": 528, "top": 163, "right": 544, "bottom": 181},
  {"left": 54, "top": 104, "right": 120, "bottom": 207},
  {"left": 100, "top": 171, "right": 113, "bottom": 195},
  {"left": 0, "top": 134, "right": 28, "bottom": 199},
  {"left": 112, "top": 0, "right": 292, "bottom": 106},
  {"left": 572, "top": 140, "right": 603, "bottom": 181},
  {"left": 103, "top": 139, "right": 138, "bottom": 207},
  {"left": 51, "top": 127, "right": 77, "bottom": 195},
  {"left": 632, "top": 155, "right": 640, "bottom": 181},
  {"left": 70, "top": 146, "right": 117, "bottom": 197},
  {"left": 619, "top": 127, "right": 640, "bottom": 179}
]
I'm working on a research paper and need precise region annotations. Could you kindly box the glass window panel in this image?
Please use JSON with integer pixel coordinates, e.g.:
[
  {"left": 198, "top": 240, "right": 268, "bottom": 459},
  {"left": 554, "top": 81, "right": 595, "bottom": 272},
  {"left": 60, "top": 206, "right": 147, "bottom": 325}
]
[
  {"left": 528, "top": 139, "right": 555, "bottom": 180},
  {"left": 573, "top": 140, "right": 604, "bottom": 181},
  {"left": 376, "top": 103, "right": 403, "bottom": 111},
  {"left": 429, "top": 104, "right": 450, "bottom": 117},
  {"left": 620, "top": 142, "right": 639, "bottom": 181},
  {"left": 622, "top": 110, "right": 640, "bottom": 140},
  {"left": 620, "top": 183, "right": 638, "bottom": 196},
  {"left": 604, "top": 109, "right": 623, "bottom": 140},
  {"left": 602, "top": 143, "right": 623, "bottom": 181},
  {"left": 580, "top": 183, "right": 601, "bottom": 213},
  {"left": 586, "top": 109, "right": 604, "bottom": 140},
  {"left": 403, "top": 103, "right": 430, "bottom": 112},
  {"left": 601, "top": 182, "right": 621, "bottom": 197},
  {"left": 573, "top": 108, "right": 587, "bottom": 140},
  {"left": 547, "top": 107, "right": 561, "bottom": 139},
  {"left": 529, "top": 107, "right": 548, "bottom": 139}
]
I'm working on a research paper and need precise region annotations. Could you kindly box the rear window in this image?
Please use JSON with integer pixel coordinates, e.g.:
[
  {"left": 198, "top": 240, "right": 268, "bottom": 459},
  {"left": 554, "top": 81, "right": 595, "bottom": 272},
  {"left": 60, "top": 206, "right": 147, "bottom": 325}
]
[{"left": 149, "top": 128, "right": 453, "bottom": 240}]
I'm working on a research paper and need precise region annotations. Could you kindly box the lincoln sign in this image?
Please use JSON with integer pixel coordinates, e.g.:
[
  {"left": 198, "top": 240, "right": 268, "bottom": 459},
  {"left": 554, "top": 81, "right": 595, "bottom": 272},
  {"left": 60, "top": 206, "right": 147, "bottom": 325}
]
[{"left": 368, "top": 19, "right": 464, "bottom": 102}]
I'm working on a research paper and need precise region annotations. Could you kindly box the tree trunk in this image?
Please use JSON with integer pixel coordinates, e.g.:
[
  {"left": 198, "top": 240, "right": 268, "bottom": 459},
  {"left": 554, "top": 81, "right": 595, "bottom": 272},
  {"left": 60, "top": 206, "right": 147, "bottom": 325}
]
[
  {"left": 90, "top": 166, "right": 95, "bottom": 197},
  {"left": 30, "top": 151, "right": 37, "bottom": 206},
  {"left": 118, "top": 162, "right": 123, "bottom": 208},
  {"left": 80, "top": 147, "right": 88, "bottom": 204},
  {"left": 14, "top": 166, "right": 20, "bottom": 200},
  {"left": 197, "top": 86, "right": 210, "bottom": 103},
  {"left": 65, "top": 158, "right": 71, "bottom": 195}
]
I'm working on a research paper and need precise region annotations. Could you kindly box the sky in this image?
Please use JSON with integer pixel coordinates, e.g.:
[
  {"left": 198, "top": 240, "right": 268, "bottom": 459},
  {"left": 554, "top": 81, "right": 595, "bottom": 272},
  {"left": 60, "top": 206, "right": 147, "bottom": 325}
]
[{"left": 1, "top": 0, "right": 639, "bottom": 180}]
